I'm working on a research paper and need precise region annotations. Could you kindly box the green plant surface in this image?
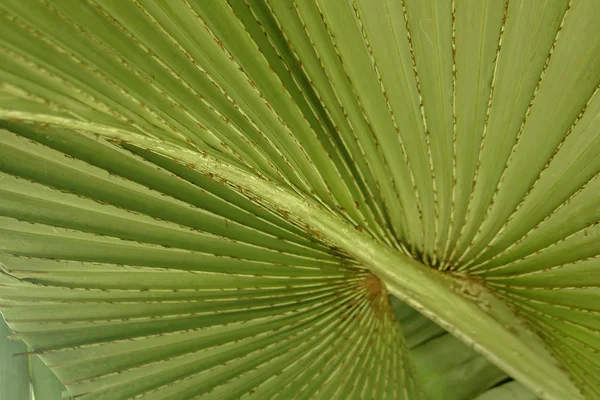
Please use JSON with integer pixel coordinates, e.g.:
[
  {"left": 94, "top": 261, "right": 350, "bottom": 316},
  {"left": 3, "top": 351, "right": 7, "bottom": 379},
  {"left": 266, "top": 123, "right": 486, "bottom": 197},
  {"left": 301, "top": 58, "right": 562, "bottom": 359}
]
[
  {"left": 29, "top": 342, "right": 69, "bottom": 400},
  {"left": 0, "top": 0, "right": 598, "bottom": 399},
  {"left": 473, "top": 381, "right": 539, "bottom": 400},
  {"left": 1, "top": 315, "right": 31, "bottom": 400}
]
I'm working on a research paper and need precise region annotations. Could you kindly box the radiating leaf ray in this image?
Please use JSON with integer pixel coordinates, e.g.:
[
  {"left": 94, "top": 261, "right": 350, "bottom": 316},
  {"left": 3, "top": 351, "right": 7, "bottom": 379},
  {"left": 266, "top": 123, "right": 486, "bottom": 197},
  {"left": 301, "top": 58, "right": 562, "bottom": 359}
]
[
  {"left": 472, "top": 175, "right": 600, "bottom": 273},
  {"left": 223, "top": 0, "right": 394, "bottom": 245},
  {"left": 451, "top": 0, "right": 572, "bottom": 264},
  {"left": 486, "top": 257, "right": 600, "bottom": 289},
  {"left": 465, "top": 88, "right": 600, "bottom": 270},
  {"left": 402, "top": 0, "right": 454, "bottom": 265},
  {"left": 0, "top": 126, "right": 335, "bottom": 256},
  {"left": 445, "top": 0, "right": 507, "bottom": 267},
  {"left": 478, "top": 221, "right": 599, "bottom": 277},
  {"left": 260, "top": 0, "right": 406, "bottom": 251},
  {"left": 458, "top": 0, "right": 600, "bottom": 266},
  {"left": 180, "top": 0, "right": 347, "bottom": 212},
  {"left": 274, "top": 0, "right": 420, "bottom": 251}
]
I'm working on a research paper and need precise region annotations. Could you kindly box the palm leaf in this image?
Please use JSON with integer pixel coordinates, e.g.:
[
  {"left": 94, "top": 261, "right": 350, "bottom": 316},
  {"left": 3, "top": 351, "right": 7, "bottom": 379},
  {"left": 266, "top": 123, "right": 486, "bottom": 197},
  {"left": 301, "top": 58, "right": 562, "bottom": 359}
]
[{"left": 0, "top": 0, "right": 598, "bottom": 399}]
